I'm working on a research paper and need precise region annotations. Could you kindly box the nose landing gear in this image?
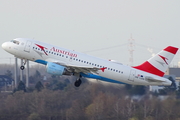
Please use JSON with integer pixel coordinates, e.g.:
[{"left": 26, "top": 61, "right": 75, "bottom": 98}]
[
  {"left": 20, "top": 59, "right": 27, "bottom": 70},
  {"left": 20, "top": 66, "right": 25, "bottom": 70}
]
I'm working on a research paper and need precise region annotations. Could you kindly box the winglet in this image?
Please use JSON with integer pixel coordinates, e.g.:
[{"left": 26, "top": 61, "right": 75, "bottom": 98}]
[{"left": 100, "top": 67, "right": 107, "bottom": 72}]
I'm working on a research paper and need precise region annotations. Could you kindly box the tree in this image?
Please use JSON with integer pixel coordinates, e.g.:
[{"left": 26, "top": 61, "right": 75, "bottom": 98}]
[
  {"left": 5, "top": 70, "right": 13, "bottom": 78},
  {"left": 176, "top": 82, "right": 180, "bottom": 99},
  {"left": 16, "top": 81, "right": 26, "bottom": 92},
  {"left": 34, "top": 70, "right": 41, "bottom": 78},
  {"left": 66, "top": 100, "right": 86, "bottom": 120},
  {"left": 126, "top": 85, "right": 147, "bottom": 95},
  {"left": 27, "top": 113, "right": 41, "bottom": 120},
  {"left": 132, "top": 85, "right": 147, "bottom": 95},
  {"left": 35, "top": 81, "right": 44, "bottom": 92},
  {"left": 53, "top": 82, "right": 67, "bottom": 90}
]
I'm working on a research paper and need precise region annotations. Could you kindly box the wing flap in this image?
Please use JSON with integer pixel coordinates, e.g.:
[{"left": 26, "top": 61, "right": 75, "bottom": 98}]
[{"left": 68, "top": 65, "right": 101, "bottom": 74}]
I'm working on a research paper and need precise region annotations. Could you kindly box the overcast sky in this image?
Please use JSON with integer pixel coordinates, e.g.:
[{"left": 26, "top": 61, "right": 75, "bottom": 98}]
[{"left": 0, "top": 0, "right": 180, "bottom": 66}]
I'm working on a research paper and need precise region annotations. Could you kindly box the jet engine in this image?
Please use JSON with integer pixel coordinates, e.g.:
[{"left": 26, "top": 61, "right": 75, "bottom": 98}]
[{"left": 46, "top": 62, "right": 71, "bottom": 75}]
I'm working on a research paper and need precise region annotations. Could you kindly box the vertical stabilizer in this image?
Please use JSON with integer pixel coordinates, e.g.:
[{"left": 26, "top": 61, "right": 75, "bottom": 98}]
[{"left": 133, "top": 46, "right": 178, "bottom": 77}]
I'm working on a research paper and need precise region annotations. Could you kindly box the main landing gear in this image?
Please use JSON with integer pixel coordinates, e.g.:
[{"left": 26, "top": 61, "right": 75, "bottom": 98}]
[
  {"left": 74, "top": 74, "right": 82, "bottom": 87},
  {"left": 20, "top": 59, "right": 27, "bottom": 70},
  {"left": 74, "top": 79, "right": 82, "bottom": 87}
]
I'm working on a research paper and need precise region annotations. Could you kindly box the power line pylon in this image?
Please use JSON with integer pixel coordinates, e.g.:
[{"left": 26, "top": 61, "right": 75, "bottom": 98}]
[{"left": 128, "top": 34, "right": 135, "bottom": 66}]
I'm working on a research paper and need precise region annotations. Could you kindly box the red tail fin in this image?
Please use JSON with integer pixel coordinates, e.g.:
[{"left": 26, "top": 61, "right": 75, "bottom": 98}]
[{"left": 133, "top": 46, "right": 178, "bottom": 77}]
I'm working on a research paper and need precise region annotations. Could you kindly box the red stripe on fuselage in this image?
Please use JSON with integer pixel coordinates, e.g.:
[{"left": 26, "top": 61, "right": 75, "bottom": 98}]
[
  {"left": 164, "top": 46, "right": 178, "bottom": 54},
  {"left": 133, "top": 61, "right": 164, "bottom": 77}
]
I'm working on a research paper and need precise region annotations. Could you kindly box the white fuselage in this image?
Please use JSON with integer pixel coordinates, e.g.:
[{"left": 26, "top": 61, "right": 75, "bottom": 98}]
[{"left": 2, "top": 38, "right": 171, "bottom": 86}]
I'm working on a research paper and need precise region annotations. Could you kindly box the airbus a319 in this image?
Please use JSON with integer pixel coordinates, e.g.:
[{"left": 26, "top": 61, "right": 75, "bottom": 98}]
[{"left": 2, "top": 38, "right": 178, "bottom": 87}]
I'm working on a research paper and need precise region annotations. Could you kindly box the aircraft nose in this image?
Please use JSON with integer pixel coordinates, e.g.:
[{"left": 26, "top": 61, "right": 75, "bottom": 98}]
[{"left": 2, "top": 42, "right": 7, "bottom": 50}]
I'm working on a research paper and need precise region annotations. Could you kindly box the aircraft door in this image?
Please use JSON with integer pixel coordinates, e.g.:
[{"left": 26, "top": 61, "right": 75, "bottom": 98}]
[
  {"left": 128, "top": 70, "right": 136, "bottom": 82},
  {"left": 24, "top": 41, "right": 32, "bottom": 52}
]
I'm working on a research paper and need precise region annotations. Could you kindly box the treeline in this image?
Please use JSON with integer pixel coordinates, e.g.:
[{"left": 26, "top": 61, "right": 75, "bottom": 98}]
[
  {"left": 0, "top": 78, "right": 180, "bottom": 120},
  {"left": 1, "top": 67, "right": 180, "bottom": 120}
]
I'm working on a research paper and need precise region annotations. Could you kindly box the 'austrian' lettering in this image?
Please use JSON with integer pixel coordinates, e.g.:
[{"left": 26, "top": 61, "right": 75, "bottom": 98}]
[{"left": 50, "top": 47, "right": 77, "bottom": 57}]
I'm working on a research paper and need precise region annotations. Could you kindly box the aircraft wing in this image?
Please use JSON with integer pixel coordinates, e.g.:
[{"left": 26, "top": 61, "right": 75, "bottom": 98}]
[
  {"left": 145, "top": 76, "right": 166, "bottom": 82},
  {"left": 45, "top": 58, "right": 105, "bottom": 74},
  {"left": 66, "top": 64, "right": 103, "bottom": 74}
]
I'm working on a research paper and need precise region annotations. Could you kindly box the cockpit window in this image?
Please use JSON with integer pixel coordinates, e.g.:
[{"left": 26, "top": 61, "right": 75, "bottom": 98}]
[{"left": 10, "top": 40, "right": 20, "bottom": 45}]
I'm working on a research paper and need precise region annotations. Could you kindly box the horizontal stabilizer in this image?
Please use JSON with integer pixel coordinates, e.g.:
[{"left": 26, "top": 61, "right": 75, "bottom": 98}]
[{"left": 145, "top": 76, "right": 166, "bottom": 82}]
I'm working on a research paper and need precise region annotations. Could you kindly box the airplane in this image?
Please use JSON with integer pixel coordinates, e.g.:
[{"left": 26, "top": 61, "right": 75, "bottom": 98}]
[{"left": 1, "top": 38, "right": 179, "bottom": 87}]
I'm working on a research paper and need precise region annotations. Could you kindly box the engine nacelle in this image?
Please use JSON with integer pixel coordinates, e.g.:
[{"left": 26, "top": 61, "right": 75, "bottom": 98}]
[{"left": 46, "top": 62, "right": 68, "bottom": 76}]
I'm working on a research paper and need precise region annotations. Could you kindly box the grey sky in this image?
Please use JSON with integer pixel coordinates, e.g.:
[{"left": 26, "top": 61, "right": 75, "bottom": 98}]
[{"left": 0, "top": 0, "right": 180, "bottom": 66}]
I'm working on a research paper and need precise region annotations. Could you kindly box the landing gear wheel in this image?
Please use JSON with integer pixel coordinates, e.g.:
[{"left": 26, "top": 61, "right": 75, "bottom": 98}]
[
  {"left": 20, "top": 66, "right": 25, "bottom": 70},
  {"left": 74, "top": 79, "right": 82, "bottom": 87},
  {"left": 20, "top": 59, "right": 27, "bottom": 70}
]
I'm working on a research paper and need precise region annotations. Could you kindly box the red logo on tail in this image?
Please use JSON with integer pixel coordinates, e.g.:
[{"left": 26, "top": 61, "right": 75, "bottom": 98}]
[{"left": 158, "top": 55, "right": 168, "bottom": 65}]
